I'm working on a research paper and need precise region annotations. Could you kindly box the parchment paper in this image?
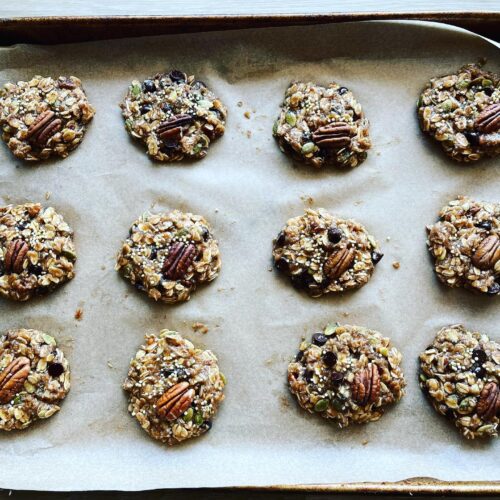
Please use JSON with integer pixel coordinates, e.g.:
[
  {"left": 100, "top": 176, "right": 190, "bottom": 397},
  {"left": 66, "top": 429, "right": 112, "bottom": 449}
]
[{"left": 0, "top": 21, "right": 498, "bottom": 491}]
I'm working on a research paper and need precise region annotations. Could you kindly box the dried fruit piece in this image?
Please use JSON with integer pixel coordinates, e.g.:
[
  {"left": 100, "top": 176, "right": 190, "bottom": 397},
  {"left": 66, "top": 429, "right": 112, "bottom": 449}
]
[
  {"left": 324, "top": 246, "right": 355, "bottom": 280},
  {"left": 156, "top": 381, "right": 195, "bottom": 421},
  {"left": 475, "top": 103, "right": 500, "bottom": 133},
  {"left": 4, "top": 240, "right": 29, "bottom": 274},
  {"left": 0, "top": 357, "right": 31, "bottom": 404},
  {"left": 162, "top": 242, "right": 197, "bottom": 280},
  {"left": 477, "top": 382, "right": 499, "bottom": 421},
  {"left": 312, "top": 122, "right": 352, "bottom": 149},
  {"left": 352, "top": 364, "right": 380, "bottom": 406},
  {"left": 471, "top": 235, "right": 500, "bottom": 270}
]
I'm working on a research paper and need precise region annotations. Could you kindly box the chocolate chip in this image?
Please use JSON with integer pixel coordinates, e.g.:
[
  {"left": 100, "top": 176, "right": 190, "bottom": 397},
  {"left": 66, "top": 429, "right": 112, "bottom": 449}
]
[
  {"left": 295, "top": 350, "right": 304, "bottom": 362},
  {"left": 475, "top": 220, "right": 492, "bottom": 231},
  {"left": 487, "top": 282, "right": 500, "bottom": 296},
  {"left": 275, "top": 257, "right": 289, "bottom": 272},
  {"left": 327, "top": 227, "right": 343, "bottom": 244},
  {"left": 202, "top": 420, "right": 212, "bottom": 431},
  {"left": 472, "top": 348, "right": 488, "bottom": 365},
  {"left": 291, "top": 270, "right": 314, "bottom": 289},
  {"left": 331, "top": 371, "right": 344, "bottom": 382},
  {"left": 275, "top": 231, "right": 286, "bottom": 247},
  {"left": 464, "top": 131, "right": 480, "bottom": 146},
  {"left": 160, "top": 368, "right": 174, "bottom": 378},
  {"left": 338, "top": 87, "right": 349, "bottom": 95},
  {"left": 29, "top": 264, "right": 44, "bottom": 276},
  {"left": 169, "top": 70, "right": 187, "bottom": 82},
  {"left": 140, "top": 104, "right": 152, "bottom": 114},
  {"left": 304, "top": 369, "right": 314, "bottom": 382},
  {"left": 322, "top": 351, "right": 337, "bottom": 367},
  {"left": 312, "top": 333, "right": 327, "bottom": 346},
  {"left": 201, "top": 227, "right": 210, "bottom": 241},
  {"left": 161, "top": 103, "right": 173, "bottom": 113},
  {"left": 193, "top": 80, "right": 207, "bottom": 89},
  {"left": 371, "top": 251, "right": 384, "bottom": 264},
  {"left": 143, "top": 80, "right": 156, "bottom": 93},
  {"left": 484, "top": 87, "right": 494, "bottom": 97},
  {"left": 48, "top": 363, "right": 64, "bottom": 377},
  {"left": 471, "top": 364, "right": 486, "bottom": 378},
  {"left": 150, "top": 247, "right": 158, "bottom": 260}
]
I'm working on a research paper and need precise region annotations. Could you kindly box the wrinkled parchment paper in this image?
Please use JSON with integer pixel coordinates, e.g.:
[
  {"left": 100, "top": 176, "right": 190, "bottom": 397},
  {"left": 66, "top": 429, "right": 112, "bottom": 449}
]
[{"left": 0, "top": 21, "right": 498, "bottom": 491}]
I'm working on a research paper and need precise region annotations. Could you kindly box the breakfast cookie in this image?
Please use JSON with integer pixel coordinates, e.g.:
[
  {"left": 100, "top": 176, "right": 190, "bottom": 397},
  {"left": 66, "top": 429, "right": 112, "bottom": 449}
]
[
  {"left": 427, "top": 196, "right": 499, "bottom": 296},
  {"left": 0, "top": 75, "right": 95, "bottom": 161},
  {"left": 272, "top": 208, "right": 382, "bottom": 297},
  {"left": 417, "top": 63, "right": 499, "bottom": 162},
  {"left": 288, "top": 324, "right": 405, "bottom": 427},
  {"left": 0, "top": 328, "right": 70, "bottom": 431},
  {"left": 116, "top": 209, "right": 221, "bottom": 303},
  {"left": 0, "top": 203, "right": 76, "bottom": 302},
  {"left": 419, "top": 325, "right": 499, "bottom": 439},
  {"left": 123, "top": 330, "right": 226, "bottom": 445},
  {"left": 120, "top": 69, "right": 227, "bottom": 162},
  {"left": 273, "top": 81, "right": 371, "bottom": 168}
]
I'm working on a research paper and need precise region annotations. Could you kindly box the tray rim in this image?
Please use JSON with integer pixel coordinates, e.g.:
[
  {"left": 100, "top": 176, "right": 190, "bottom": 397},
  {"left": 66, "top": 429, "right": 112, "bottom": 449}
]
[{"left": 0, "top": 14, "right": 499, "bottom": 495}]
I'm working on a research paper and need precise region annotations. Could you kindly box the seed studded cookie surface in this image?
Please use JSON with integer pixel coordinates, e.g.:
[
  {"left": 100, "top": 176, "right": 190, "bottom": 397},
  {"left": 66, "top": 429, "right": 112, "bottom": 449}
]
[
  {"left": 123, "top": 330, "right": 225, "bottom": 445},
  {"left": 288, "top": 324, "right": 405, "bottom": 427},
  {"left": 0, "top": 203, "right": 77, "bottom": 302},
  {"left": 417, "top": 63, "right": 499, "bottom": 162},
  {"left": 120, "top": 69, "right": 227, "bottom": 162},
  {"left": 116, "top": 210, "right": 221, "bottom": 303},
  {"left": 0, "top": 75, "right": 95, "bottom": 161},
  {"left": 272, "top": 208, "right": 382, "bottom": 297},
  {"left": 419, "top": 325, "right": 499, "bottom": 439},
  {"left": 273, "top": 81, "right": 371, "bottom": 168},
  {"left": 0, "top": 329, "right": 70, "bottom": 431},
  {"left": 427, "top": 196, "right": 499, "bottom": 296}
]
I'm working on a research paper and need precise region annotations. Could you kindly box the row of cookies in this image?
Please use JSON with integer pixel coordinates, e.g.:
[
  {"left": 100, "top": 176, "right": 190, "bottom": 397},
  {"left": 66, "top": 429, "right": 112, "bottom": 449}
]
[
  {"left": 0, "top": 323, "right": 497, "bottom": 443},
  {"left": 0, "top": 195, "right": 498, "bottom": 302},
  {"left": 0, "top": 64, "right": 498, "bottom": 164}
]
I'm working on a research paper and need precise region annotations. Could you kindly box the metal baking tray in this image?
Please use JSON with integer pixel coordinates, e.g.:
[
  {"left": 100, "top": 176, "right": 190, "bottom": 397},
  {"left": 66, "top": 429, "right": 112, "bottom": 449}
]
[{"left": 0, "top": 12, "right": 499, "bottom": 496}]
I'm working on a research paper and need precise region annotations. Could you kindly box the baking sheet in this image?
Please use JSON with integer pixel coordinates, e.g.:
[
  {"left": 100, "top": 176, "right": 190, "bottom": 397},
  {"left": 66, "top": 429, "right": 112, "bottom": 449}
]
[{"left": 0, "top": 21, "right": 498, "bottom": 491}]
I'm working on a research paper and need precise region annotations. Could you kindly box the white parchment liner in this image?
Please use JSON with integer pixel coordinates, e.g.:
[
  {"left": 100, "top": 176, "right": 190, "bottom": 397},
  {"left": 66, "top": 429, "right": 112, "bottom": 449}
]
[{"left": 0, "top": 21, "right": 498, "bottom": 491}]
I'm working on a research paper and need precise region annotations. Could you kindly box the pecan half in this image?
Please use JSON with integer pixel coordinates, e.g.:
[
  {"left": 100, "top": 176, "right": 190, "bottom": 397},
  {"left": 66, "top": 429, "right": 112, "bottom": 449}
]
[
  {"left": 0, "top": 357, "right": 31, "bottom": 404},
  {"left": 156, "top": 381, "right": 195, "bottom": 421},
  {"left": 156, "top": 115, "right": 193, "bottom": 142},
  {"left": 4, "top": 240, "right": 29, "bottom": 274},
  {"left": 475, "top": 103, "right": 500, "bottom": 133},
  {"left": 324, "top": 246, "right": 355, "bottom": 280},
  {"left": 162, "top": 242, "right": 197, "bottom": 280},
  {"left": 26, "top": 110, "right": 62, "bottom": 146},
  {"left": 471, "top": 235, "right": 500, "bottom": 270},
  {"left": 477, "top": 381, "right": 499, "bottom": 421},
  {"left": 312, "top": 122, "right": 352, "bottom": 149},
  {"left": 352, "top": 363, "right": 380, "bottom": 406}
]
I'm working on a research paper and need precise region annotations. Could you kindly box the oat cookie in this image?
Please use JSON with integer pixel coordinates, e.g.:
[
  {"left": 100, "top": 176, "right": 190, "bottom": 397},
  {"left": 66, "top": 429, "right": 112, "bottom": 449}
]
[
  {"left": 417, "top": 63, "right": 499, "bottom": 162},
  {"left": 272, "top": 208, "right": 382, "bottom": 297},
  {"left": 116, "top": 209, "right": 221, "bottom": 303},
  {"left": 0, "top": 203, "right": 76, "bottom": 302},
  {"left": 419, "top": 325, "right": 499, "bottom": 439},
  {"left": 0, "top": 328, "right": 70, "bottom": 431},
  {"left": 427, "top": 196, "right": 499, "bottom": 296},
  {"left": 123, "top": 330, "right": 225, "bottom": 445},
  {"left": 0, "top": 75, "right": 95, "bottom": 161},
  {"left": 273, "top": 81, "right": 371, "bottom": 168},
  {"left": 120, "top": 69, "right": 227, "bottom": 162},
  {"left": 288, "top": 324, "right": 405, "bottom": 427}
]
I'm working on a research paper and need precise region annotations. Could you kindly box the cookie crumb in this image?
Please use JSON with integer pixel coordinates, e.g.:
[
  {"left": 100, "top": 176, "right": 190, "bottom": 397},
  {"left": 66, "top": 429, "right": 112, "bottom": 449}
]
[
  {"left": 45, "top": 191, "right": 51, "bottom": 200},
  {"left": 107, "top": 360, "right": 114, "bottom": 369},
  {"left": 74, "top": 307, "right": 83, "bottom": 321},
  {"left": 244, "top": 111, "right": 251, "bottom": 119},
  {"left": 392, "top": 261, "right": 401, "bottom": 269},
  {"left": 237, "top": 101, "right": 243, "bottom": 107},
  {"left": 362, "top": 439, "right": 369, "bottom": 446},
  {"left": 192, "top": 322, "right": 209, "bottom": 334}
]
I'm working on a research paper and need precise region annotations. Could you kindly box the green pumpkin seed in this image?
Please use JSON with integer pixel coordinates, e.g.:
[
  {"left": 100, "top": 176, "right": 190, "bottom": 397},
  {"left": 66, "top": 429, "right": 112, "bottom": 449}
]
[
  {"left": 183, "top": 408, "right": 194, "bottom": 422},
  {"left": 481, "top": 79, "right": 493, "bottom": 87},
  {"left": 314, "top": 399, "right": 328, "bottom": 412},
  {"left": 285, "top": 112, "right": 296, "bottom": 126},
  {"left": 131, "top": 83, "right": 141, "bottom": 96},
  {"left": 440, "top": 99, "right": 453, "bottom": 112},
  {"left": 456, "top": 79, "right": 470, "bottom": 90},
  {"left": 324, "top": 323, "right": 337, "bottom": 336},
  {"left": 42, "top": 333, "right": 56, "bottom": 346},
  {"left": 220, "top": 372, "right": 227, "bottom": 385},
  {"left": 301, "top": 142, "right": 316, "bottom": 155},
  {"left": 272, "top": 121, "right": 279, "bottom": 135},
  {"left": 194, "top": 413, "right": 204, "bottom": 426}
]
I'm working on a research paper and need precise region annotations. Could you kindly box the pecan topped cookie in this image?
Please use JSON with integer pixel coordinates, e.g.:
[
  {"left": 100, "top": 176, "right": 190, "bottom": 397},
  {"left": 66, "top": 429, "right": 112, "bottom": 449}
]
[
  {"left": 272, "top": 208, "right": 382, "bottom": 297},
  {"left": 417, "top": 63, "right": 499, "bottom": 162},
  {"left": 120, "top": 69, "right": 227, "bottom": 162},
  {"left": 427, "top": 196, "right": 499, "bottom": 296},
  {"left": 273, "top": 81, "right": 371, "bottom": 168},
  {"left": 419, "top": 325, "right": 499, "bottom": 439},
  {"left": 116, "top": 209, "right": 221, "bottom": 303},
  {"left": 288, "top": 324, "right": 405, "bottom": 428},
  {"left": 123, "top": 330, "right": 226, "bottom": 445},
  {"left": 0, "top": 328, "right": 70, "bottom": 431},
  {"left": 0, "top": 75, "right": 95, "bottom": 161},
  {"left": 0, "top": 203, "right": 76, "bottom": 301}
]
